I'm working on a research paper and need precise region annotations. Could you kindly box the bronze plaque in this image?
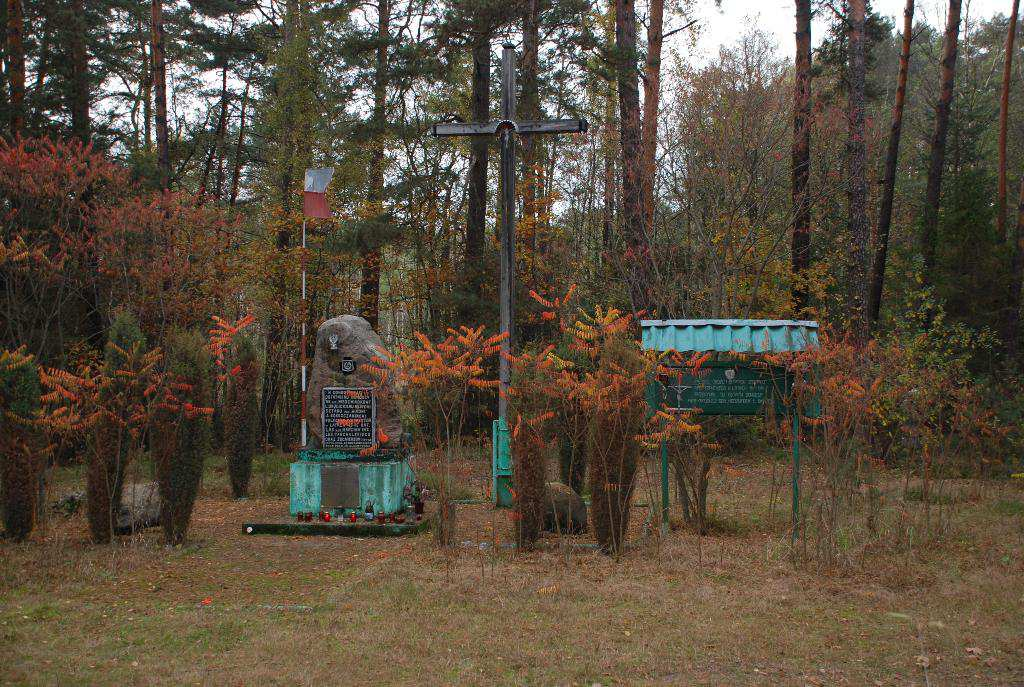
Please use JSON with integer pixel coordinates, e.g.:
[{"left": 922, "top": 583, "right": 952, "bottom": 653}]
[{"left": 320, "top": 463, "right": 360, "bottom": 509}]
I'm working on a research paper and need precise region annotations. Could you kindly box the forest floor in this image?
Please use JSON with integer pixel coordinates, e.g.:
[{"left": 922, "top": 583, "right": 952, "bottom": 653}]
[{"left": 1, "top": 451, "right": 1022, "bottom": 686}]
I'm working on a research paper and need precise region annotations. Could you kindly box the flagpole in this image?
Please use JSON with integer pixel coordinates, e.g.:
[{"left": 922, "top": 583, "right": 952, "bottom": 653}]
[
  {"left": 300, "top": 167, "right": 334, "bottom": 450},
  {"left": 300, "top": 217, "right": 308, "bottom": 448}
]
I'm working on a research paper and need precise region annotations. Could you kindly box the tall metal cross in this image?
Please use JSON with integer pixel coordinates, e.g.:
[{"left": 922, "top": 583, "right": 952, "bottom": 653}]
[{"left": 432, "top": 43, "right": 587, "bottom": 424}]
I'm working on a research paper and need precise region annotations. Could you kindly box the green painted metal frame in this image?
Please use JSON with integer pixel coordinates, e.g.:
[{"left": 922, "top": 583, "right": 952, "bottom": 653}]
[
  {"left": 647, "top": 366, "right": 804, "bottom": 540},
  {"left": 641, "top": 319, "right": 819, "bottom": 543}
]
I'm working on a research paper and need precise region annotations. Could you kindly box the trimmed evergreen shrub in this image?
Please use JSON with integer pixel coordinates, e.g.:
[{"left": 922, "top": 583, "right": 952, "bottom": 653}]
[
  {"left": 0, "top": 348, "right": 42, "bottom": 542},
  {"left": 225, "top": 335, "right": 260, "bottom": 498},
  {"left": 511, "top": 412, "right": 548, "bottom": 550},
  {"left": 509, "top": 350, "right": 559, "bottom": 550},
  {"left": 587, "top": 335, "right": 647, "bottom": 555},
  {"left": 154, "top": 329, "right": 213, "bottom": 545},
  {"left": 87, "top": 310, "right": 146, "bottom": 544}
]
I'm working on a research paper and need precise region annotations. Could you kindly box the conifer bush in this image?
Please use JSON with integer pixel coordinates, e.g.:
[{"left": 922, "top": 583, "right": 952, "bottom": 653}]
[
  {"left": 585, "top": 329, "right": 649, "bottom": 555},
  {"left": 87, "top": 311, "right": 146, "bottom": 543},
  {"left": 509, "top": 349, "right": 558, "bottom": 549},
  {"left": 154, "top": 329, "right": 213, "bottom": 545},
  {"left": 225, "top": 335, "right": 260, "bottom": 498},
  {"left": 0, "top": 348, "right": 42, "bottom": 542}
]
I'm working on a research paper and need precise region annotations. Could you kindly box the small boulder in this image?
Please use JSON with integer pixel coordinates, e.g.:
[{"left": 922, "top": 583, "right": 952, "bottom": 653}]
[
  {"left": 544, "top": 482, "right": 587, "bottom": 534},
  {"left": 115, "top": 482, "right": 162, "bottom": 535}
]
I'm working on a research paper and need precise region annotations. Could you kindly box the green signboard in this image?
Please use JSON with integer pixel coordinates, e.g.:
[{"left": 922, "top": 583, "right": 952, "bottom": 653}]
[{"left": 660, "top": 362, "right": 790, "bottom": 416}]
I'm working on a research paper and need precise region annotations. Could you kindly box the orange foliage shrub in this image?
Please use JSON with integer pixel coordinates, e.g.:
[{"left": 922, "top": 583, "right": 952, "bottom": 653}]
[{"left": 369, "top": 326, "right": 503, "bottom": 546}]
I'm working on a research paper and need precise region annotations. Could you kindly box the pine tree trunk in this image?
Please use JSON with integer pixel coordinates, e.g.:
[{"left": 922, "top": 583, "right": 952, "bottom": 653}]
[
  {"left": 0, "top": 3, "right": 7, "bottom": 123},
  {"left": 199, "top": 63, "right": 229, "bottom": 202},
  {"left": 920, "top": 0, "right": 962, "bottom": 284},
  {"left": 229, "top": 73, "right": 251, "bottom": 207},
  {"left": 615, "top": 0, "right": 651, "bottom": 313},
  {"left": 640, "top": 0, "right": 664, "bottom": 234},
  {"left": 142, "top": 22, "right": 152, "bottom": 150},
  {"left": 791, "top": 0, "right": 812, "bottom": 314},
  {"left": 870, "top": 0, "right": 914, "bottom": 325},
  {"left": 998, "top": 0, "right": 1020, "bottom": 243},
  {"left": 601, "top": 6, "right": 616, "bottom": 255},
  {"left": 32, "top": 4, "right": 50, "bottom": 134},
  {"left": 1008, "top": 174, "right": 1024, "bottom": 363},
  {"left": 151, "top": 0, "right": 170, "bottom": 190},
  {"left": 459, "top": 32, "right": 489, "bottom": 326},
  {"left": 521, "top": 0, "right": 540, "bottom": 275},
  {"left": 847, "top": 0, "right": 870, "bottom": 339},
  {"left": 360, "top": 0, "right": 389, "bottom": 331},
  {"left": 5, "top": 0, "right": 24, "bottom": 139},
  {"left": 69, "top": 0, "right": 90, "bottom": 143}
]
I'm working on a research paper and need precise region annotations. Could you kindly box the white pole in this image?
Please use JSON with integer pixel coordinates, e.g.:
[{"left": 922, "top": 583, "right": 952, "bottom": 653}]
[{"left": 300, "top": 218, "right": 308, "bottom": 448}]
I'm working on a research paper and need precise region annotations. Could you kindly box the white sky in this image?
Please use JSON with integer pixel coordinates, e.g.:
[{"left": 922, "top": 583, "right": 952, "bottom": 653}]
[{"left": 685, "top": 0, "right": 1012, "bottom": 60}]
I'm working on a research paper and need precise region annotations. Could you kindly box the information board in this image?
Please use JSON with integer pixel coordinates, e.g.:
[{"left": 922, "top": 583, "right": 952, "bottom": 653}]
[
  {"left": 663, "top": 365, "right": 781, "bottom": 416},
  {"left": 321, "top": 387, "right": 376, "bottom": 450}
]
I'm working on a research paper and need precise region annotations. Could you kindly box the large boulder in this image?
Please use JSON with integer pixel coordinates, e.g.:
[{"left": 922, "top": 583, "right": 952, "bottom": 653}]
[
  {"left": 543, "top": 482, "right": 587, "bottom": 534},
  {"left": 306, "top": 315, "right": 402, "bottom": 450},
  {"left": 115, "top": 482, "right": 162, "bottom": 534}
]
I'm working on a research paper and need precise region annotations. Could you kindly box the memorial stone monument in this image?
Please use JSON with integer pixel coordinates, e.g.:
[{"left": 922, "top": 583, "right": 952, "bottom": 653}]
[{"left": 289, "top": 315, "right": 414, "bottom": 519}]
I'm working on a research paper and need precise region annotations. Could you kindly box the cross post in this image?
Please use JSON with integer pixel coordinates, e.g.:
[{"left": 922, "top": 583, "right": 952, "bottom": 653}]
[{"left": 432, "top": 43, "right": 587, "bottom": 441}]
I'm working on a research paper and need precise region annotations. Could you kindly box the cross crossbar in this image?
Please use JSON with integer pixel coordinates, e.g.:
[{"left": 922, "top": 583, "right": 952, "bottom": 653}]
[{"left": 432, "top": 119, "right": 588, "bottom": 137}]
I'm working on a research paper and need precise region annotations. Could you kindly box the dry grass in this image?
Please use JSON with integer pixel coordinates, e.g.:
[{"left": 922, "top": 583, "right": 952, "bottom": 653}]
[{"left": 1, "top": 454, "right": 1022, "bottom": 686}]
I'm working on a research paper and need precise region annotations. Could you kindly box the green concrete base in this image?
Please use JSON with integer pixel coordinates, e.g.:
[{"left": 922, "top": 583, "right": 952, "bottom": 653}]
[
  {"left": 290, "top": 448, "right": 415, "bottom": 516},
  {"left": 492, "top": 418, "right": 513, "bottom": 508},
  {"left": 243, "top": 519, "right": 429, "bottom": 537}
]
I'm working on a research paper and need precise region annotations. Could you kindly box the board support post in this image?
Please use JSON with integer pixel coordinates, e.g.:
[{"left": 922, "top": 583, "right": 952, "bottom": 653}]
[
  {"left": 660, "top": 439, "right": 670, "bottom": 536},
  {"left": 791, "top": 409, "right": 800, "bottom": 544}
]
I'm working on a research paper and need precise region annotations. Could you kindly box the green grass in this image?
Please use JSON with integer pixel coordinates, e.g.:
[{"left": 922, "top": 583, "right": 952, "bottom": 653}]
[
  {"left": 992, "top": 498, "right": 1024, "bottom": 516},
  {"left": 417, "top": 467, "right": 476, "bottom": 501},
  {"left": 903, "top": 485, "right": 962, "bottom": 505},
  {"left": 3, "top": 464, "right": 1023, "bottom": 685}
]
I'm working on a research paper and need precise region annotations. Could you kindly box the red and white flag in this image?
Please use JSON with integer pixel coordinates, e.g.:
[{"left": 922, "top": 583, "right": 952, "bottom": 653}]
[{"left": 303, "top": 167, "right": 334, "bottom": 218}]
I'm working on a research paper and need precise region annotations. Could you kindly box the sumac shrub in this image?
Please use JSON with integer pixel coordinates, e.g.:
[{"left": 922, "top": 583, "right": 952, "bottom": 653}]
[
  {"left": 0, "top": 348, "right": 42, "bottom": 542},
  {"left": 154, "top": 330, "right": 213, "bottom": 545},
  {"left": 225, "top": 335, "right": 260, "bottom": 498},
  {"left": 556, "top": 395, "right": 587, "bottom": 495}
]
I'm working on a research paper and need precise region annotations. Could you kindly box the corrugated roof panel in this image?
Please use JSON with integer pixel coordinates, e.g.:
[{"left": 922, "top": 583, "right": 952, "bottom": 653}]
[{"left": 640, "top": 319, "right": 819, "bottom": 353}]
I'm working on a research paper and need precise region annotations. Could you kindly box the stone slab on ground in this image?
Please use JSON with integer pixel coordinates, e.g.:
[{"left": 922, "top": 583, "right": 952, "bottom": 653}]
[
  {"left": 544, "top": 481, "right": 588, "bottom": 534},
  {"left": 115, "top": 482, "right": 162, "bottom": 535}
]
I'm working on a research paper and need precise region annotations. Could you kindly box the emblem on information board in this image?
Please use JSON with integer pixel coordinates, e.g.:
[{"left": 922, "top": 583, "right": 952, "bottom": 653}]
[{"left": 725, "top": 369, "right": 736, "bottom": 380}]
